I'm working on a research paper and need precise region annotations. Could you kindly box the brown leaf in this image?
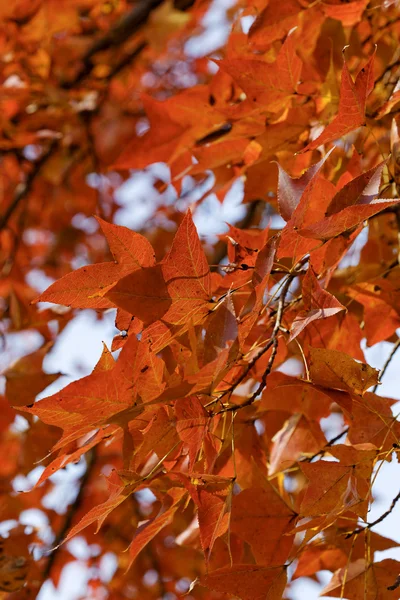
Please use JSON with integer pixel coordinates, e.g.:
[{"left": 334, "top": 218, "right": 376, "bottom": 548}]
[{"left": 309, "top": 347, "right": 379, "bottom": 395}]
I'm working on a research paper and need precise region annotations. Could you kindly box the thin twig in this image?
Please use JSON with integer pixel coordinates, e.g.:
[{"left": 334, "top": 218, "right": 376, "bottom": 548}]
[
  {"left": 217, "top": 270, "right": 299, "bottom": 414},
  {"left": 345, "top": 488, "right": 400, "bottom": 539},
  {"left": 303, "top": 427, "right": 350, "bottom": 463},
  {"left": 372, "top": 337, "right": 400, "bottom": 393},
  {"left": 105, "top": 40, "right": 148, "bottom": 80},
  {"left": 388, "top": 574, "right": 400, "bottom": 591},
  {"left": 0, "top": 142, "right": 56, "bottom": 231}
]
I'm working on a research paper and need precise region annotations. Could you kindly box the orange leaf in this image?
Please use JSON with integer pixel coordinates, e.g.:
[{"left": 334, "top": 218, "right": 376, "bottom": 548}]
[
  {"left": 301, "top": 50, "right": 376, "bottom": 152},
  {"left": 268, "top": 414, "right": 326, "bottom": 475},
  {"left": 128, "top": 488, "right": 186, "bottom": 567},
  {"left": 34, "top": 221, "right": 155, "bottom": 309},
  {"left": 321, "top": 558, "right": 400, "bottom": 599},
  {"left": 289, "top": 267, "right": 345, "bottom": 341},
  {"left": 4, "top": 343, "right": 60, "bottom": 407},
  {"left": 107, "top": 211, "right": 211, "bottom": 326},
  {"left": 200, "top": 564, "right": 287, "bottom": 600},
  {"left": 231, "top": 485, "right": 296, "bottom": 566},
  {"left": 219, "top": 31, "right": 301, "bottom": 112},
  {"left": 309, "top": 347, "right": 379, "bottom": 395}
]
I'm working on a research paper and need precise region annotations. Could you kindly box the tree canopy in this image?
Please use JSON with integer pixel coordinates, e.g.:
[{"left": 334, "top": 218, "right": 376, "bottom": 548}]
[{"left": 2, "top": 0, "right": 400, "bottom": 598}]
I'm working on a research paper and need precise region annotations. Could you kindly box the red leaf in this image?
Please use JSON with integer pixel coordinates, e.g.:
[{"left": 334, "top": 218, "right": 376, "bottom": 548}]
[
  {"left": 34, "top": 221, "right": 155, "bottom": 309},
  {"left": 107, "top": 211, "right": 211, "bottom": 326},
  {"left": 231, "top": 485, "right": 295, "bottom": 565},
  {"left": 128, "top": 488, "right": 186, "bottom": 567},
  {"left": 289, "top": 267, "right": 345, "bottom": 341},
  {"left": 277, "top": 153, "right": 329, "bottom": 222},
  {"left": 301, "top": 51, "right": 375, "bottom": 152},
  {"left": 219, "top": 31, "right": 301, "bottom": 112},
  {"left": 200, "top": 564, "right": 287, "bottom": 600},
  {"left": 309, "top": 347, "right": 379, "bottom": 396}
]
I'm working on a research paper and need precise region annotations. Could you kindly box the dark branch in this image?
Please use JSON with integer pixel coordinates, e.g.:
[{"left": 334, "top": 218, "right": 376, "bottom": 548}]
[
  {"left": 388, "top": 575, "right": 400, "bottom": 591},
  {"left": 346, "top": 488, "right": 400, "bottom": 539},
  {"left": 0, "top": 141, "right": 56, "bottom": 231},
  {"left": 303, "top": 427, "right": 350, "bottom": 463},
  {"left": 105, "top": 40, "right": 148, "bottom": 80},
  {"left": 216, "top": 262, "right": 305, "bottom": 414},
  {"left": 63, "top": 0, "right": 195, "bottom": 88},
  {"left": 372, "top": 337, "right": 400, "bottom": 393}
]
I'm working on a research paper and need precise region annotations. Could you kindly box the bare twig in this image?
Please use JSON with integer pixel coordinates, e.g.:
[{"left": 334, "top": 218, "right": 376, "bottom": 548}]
[
  {"left": 217, "top": 265, "right": 302, "bottom": 414},
  {"left": 105, "top": 40, "right": 148, "bottom": 81},
  {"left": 303, "top": 427, "right": 350, "bottom": 463},
  {"left": 345, "top": 488, "right": 400, "bottom": 539},
  {"left": 0, "top": 142, "right": 56, "bottom": 231},
  {"left": 372, "top": 337, "right": 400, "bottom": 393},
  {"left": 388, "top": 575, "right": 400, "bottom": 591}
]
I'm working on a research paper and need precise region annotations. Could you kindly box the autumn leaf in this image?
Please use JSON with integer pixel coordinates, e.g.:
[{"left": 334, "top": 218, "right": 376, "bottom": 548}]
[
  {"left": 4, "top": 343, "right": 60, "bottom": 407},
  {"left": 4, "top": 0, "right": 400, "bottom": 597},
  {"left": 200, "top": 564, "right": 287, "bottom": 600},
  {"left": 321, "top": 558, "right": 400, "bottom": 599},
  {"left": 276, "top": 153, "right": 329, "bottom": 222},
  {"left": 309, "top": 347, "right": 379, "bottom": 395},
  {"left": 289, "top": 267, "right": 345, "bottom": 341},
  {"left": 301, "top": 50, "right": 376, "bottom": 152},
  {"left": 268, "top": 414, "right": 327, "bottom": 474},
  {"left": 107, "top": 211, "right": 212, "bottom": 326},
  {"left": 300, "top": 444, "right": 376, "bottom": 519},
  {"left": 231, "top": 485, "right": 296, "bottom": 565},
  {"left": 248, "top": 0, "right": 301, "bottom": 49},
  {"left": 0, "top": 530, "right": 32, "bottom": 593},
  {"left": 34, "top": 221, "right": 155, "bottom": 309},
  {"left": 219, "top": 30, "right": 302, "bottom": 112},
  {"left": 128, "top": 488, "right": 187, "bottom": 567}
]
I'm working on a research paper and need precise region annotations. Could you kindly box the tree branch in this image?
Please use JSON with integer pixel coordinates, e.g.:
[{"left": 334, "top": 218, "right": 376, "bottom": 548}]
[
  {"left": 0, "top": 142, "right": 56, "bottom": 231},
  {"left": 302, "top": 427, "right": 349, "bottom": 463},
  {"left": 345, "top": 488, "right": 400, "bottom": 539},
  {"left": 372, "top": 337, "right": 400, "bottom": 393},
  {"left": 63, "top": 0, "right": 195, "bottom": 88},
  {"left": 216, "top": 261, "right": 306, "bottom": 414}
]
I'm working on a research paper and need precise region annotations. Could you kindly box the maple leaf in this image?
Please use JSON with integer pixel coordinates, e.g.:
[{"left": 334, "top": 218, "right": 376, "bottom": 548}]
[
  {"left": 34, "top": 219, "right": 155, "bottom": 309},
  {"left": 289, "top": 267, "right": 345, "bottom": 341},
  {"left": 309, "top": 347, "right": 379, "bottom": 396},
  {"left": 175, "top": 397, "right": 211, "bottom": 468},
  {"left": 5, "top": 0, "right": 400, "bottom": 596},
  {"left": 231, "top": 484, "right": 296, "bottom": 565},
  {"left": 4, "top": 343, "right": 60, "bottom": 407},
  {"left": 219, "top": 31, "right": 302, "bottom": 112},
  {"left": 259, "top": 373, "right": 332, "bottom": 420},
  {"left": 106, "top": 211, "right": 212, "bottom": 326},
  {"left": 301, "top": 50, "right": 376, "bottom": 152},
  {"left": 182, "top": 474, "right": 232, "bottom": 556},
  {"left": 276, "top": 152, "right": 330, "bottom": 222},
  {"left": 300, "top": 444, "right": 376, "bottom": 519},
  {"left": 200, "top": 564, "right": 287, "bottom": 600},
  {"left": 321, "top": 558, "right": 400, "bottom": 599},
  {"left": 63, "top": 470, "right": 135, "bottom": 543},
  {"left": 248, "top": 0, "right": 301, "bottom": 49},
  {"left": 128, "top": 488, "right": 187, "bottom": 567},
  {"left": 268, "top": 413, "right": 327, "bottom": 474},
  {"left": 22, "top": 335, "right": 165, "bottom": 453}
]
